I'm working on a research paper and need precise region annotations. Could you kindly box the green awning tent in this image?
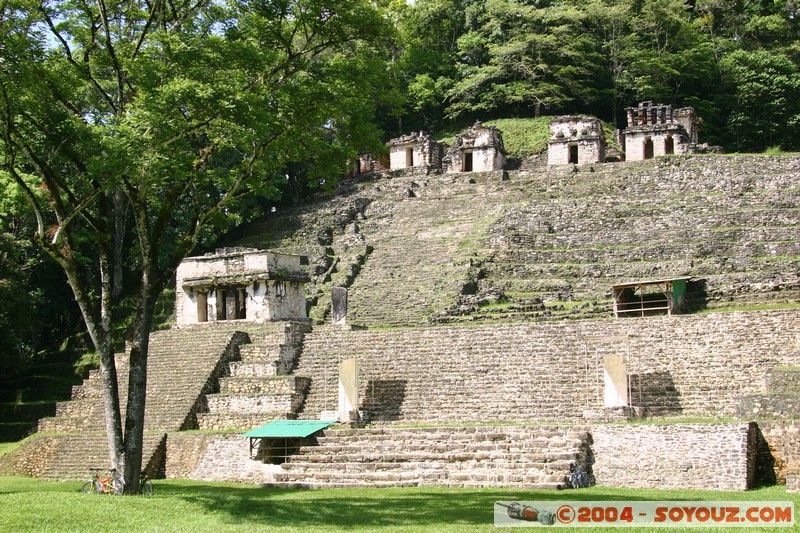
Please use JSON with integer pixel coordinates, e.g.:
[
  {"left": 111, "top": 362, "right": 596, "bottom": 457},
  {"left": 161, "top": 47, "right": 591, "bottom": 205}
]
[
  {"left": 242, "top": 420, "right": 337, "bottom": 439},
  {"left": 243, "top": 420, "right": 337, "bottom": 460}
]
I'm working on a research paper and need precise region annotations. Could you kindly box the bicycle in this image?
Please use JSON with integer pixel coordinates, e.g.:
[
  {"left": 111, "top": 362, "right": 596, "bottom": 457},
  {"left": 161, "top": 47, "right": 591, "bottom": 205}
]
[{"left": 81, "top": 468, "right": 124, "bottom": 495}]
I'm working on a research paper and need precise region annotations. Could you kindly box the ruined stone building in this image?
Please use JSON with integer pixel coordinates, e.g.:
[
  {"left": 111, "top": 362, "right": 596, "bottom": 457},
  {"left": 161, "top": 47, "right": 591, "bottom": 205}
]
[
  {"left": 352, "top": 152, "right": 386, "bottom": 175},
  {"left": 548, "top": 116, "right": 606, "bottom": 165},
  {"left": 623, "top": 101, "right": 697, "bottom": 161},
  {"left": 386, "top": 131, "right": 443, "bottom": 171},
  {"left": 442, "top": 121, "right": 506, "bottom": 173},
  {"left": 175, "top": 247, "right": 309, "bottom": 325}
]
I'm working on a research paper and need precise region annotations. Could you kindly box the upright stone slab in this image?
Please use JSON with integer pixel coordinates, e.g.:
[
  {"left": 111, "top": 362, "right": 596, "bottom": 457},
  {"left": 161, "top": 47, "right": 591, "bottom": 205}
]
[
  {"left": 332, "top": 286, "right": 348, "bottom": 326},
  {"left": 338, "top": 358, "right": 359, "bottom": 423},
  {"left": 604, "top": 355, "right": 628, "bottom": 407}
]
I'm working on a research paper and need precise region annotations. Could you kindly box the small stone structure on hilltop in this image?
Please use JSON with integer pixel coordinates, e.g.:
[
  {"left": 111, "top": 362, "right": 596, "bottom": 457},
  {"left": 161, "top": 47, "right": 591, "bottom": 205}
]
[
  {"left": 623, "top": 101, "right": 697, "bottom": 161},
  {"left": 386, "top": 131, "right": 443, "bottom": 171},
  {"left": 442, "top": 121, "right": 506, "bottom": 173},
  {"left": 548, "top": 116, "right": 606, "bottom": 165},
  {"left": 175, "top": 247, "right": 310, "bottom": 325}
]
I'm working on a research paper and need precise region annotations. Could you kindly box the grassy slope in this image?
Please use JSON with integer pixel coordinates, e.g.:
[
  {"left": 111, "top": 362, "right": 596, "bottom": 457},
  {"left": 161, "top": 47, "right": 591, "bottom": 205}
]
[
  {"left": 0, "top": 477, "right": 795, "bottom": 532},
  {"left": 435, "top": 117, "right": 552, "bottom": 159}
]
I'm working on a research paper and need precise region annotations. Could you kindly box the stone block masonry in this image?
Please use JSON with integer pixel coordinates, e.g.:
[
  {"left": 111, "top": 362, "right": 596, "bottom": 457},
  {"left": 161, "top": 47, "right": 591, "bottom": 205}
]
[
  {"left": 591, "top": 423, "right": 754, "bottom": 491},
  {"left": 161, "top": 423, "right": 756, "bottom": 491},
  {"left": 297, "top": 310, "right": 800, "bottom": 423}
]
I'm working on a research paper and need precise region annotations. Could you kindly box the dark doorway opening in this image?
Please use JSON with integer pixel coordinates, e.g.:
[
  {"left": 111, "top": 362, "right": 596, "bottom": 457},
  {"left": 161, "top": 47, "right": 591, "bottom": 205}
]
[
  {"left": 463, "top": 151, "right": 473, "bottom": 172},
  {"left": 568, "top": 144, "right": 579, "bottom": 164},
  {"left": 665, "top": 136, "right": 674, "bottom": 155},
  {"left": 644, "top": 138, "right": 654, "bottom": 159}
]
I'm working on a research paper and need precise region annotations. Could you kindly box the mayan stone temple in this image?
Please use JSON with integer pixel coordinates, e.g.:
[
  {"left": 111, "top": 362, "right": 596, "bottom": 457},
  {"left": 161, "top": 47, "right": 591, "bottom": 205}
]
[
  {"left": 3, "top": 108, "right": 800, "bottom": 496},
  {"left": 175, "top": 248, "right": 309, "bottom": 325},
  {"left": 623, "top": 101, "right": 698, "bottom": 160},
  {"left": 547, "top": 116, "right": 606, "bottom": 165}
]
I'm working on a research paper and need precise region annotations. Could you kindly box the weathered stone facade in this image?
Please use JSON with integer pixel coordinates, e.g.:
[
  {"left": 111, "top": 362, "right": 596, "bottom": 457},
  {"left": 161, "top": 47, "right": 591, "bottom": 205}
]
[
  {"left": 623, "top": 101, "right": 696, "bottom": 161},
  {"left": 297, "top": 310, "right": 800, "bottom": 423},
  {"left": 386, "top": 131, "right": 443, "bottom": 171},
  {"left": 548, "top": 116, "right": 606, "bottom": 165},
  {"left": 591, "top": 423, "right": 755, "bottom": 491},
  {"left": 175, "top": 248, "right": 309, "bottom": 326},
  {"left": 443, "top": 121, "right": 506, "bottom": 173},
  {"left": 166, "top": 432, "right": 283, "bottom": 483}
]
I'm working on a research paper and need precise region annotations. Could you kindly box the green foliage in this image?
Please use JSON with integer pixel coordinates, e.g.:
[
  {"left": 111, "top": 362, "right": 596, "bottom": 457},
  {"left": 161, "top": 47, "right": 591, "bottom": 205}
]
[
  {"left": 719, "top": 50, "right": 800, "bottom": 151},
  {"left": 397, "top": 0, "right": 800, "bottom": 151}
]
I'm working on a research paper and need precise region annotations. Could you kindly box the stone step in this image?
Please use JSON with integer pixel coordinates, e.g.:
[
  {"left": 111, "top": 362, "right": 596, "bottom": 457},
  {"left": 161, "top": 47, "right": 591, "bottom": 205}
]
[
  {"left": 238, "top": 344, "right": 283, "bottom": 361},
  {"left": 284, "top": 459, "right": 574, "bottom": 473},
  {"left": 218, "top": 376, "right": 310, "bottom": 395},
  {"left": 274, "top": 470, "right": 422, "bottom": 483},
  {"left": 262, "top": 480, "right": 420, "bottom": 489},
  {"left": 227, "top": 361, "right": 280, "bottom": 377},
  {"left": 38, "top": 414, "right": 100, "bottom": 433},
  {"left": 205, "top": 393, "right": 303, "bottom": 414},
  {"left": 737, "top": 394, "right": 800, "bottom": 419},
  {"left": 196, "top": 412, "right": 295, "bottom": 431},
  {"left": 291, "top": 451, "right": 580, "bottom": 464}
]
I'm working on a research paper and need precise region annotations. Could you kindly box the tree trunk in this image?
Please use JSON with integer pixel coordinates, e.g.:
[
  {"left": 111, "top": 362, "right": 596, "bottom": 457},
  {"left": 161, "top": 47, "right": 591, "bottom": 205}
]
[
  {"left": 62, "top": 250, "right": 124, "bottom": 471},
  {"left": 121, "top": 224, "right": 160, "bottom": 493},
  {"left": 112, "top": 190, "right": 128, "bottom": 299}
]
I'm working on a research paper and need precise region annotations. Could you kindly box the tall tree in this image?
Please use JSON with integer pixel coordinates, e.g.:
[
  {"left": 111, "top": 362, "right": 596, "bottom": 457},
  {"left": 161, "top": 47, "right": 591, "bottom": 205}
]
[
  {"left": 719, "top": 49, "right": 800, "bottom": 150},
  {"left": 443, "top": 0, "right": 604, "bottom": 119},
  {"left": 0, "top": 0, "right": 390, "bottom": 492}
]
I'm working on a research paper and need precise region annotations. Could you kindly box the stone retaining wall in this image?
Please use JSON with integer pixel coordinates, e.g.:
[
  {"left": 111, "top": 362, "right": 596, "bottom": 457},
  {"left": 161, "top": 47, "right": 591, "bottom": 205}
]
[
  {"left": 161, "top": 423, "right": 757, "bottom": 491},
  {"left": 758, "top": 421, "right": 800, "bottom": 483},
  {"left": 298, "top": 310, "right": 800, "bottom": 423},
  {"left": 165, "top": 432, "right": 282, "bottom": 483},
  {"left": 591, "top": 423, "right": 754, "bottom": 491}
]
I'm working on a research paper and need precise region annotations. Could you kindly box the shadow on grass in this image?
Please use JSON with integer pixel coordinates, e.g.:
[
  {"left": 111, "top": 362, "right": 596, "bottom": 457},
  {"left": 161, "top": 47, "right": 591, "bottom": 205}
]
[{"left": 159, "top": 484, "right": 709, "bottom": 529}]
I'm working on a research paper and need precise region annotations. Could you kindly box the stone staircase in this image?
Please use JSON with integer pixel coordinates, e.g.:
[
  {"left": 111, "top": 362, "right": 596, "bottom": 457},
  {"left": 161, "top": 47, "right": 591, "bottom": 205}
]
[
  {"left": 738, "top": 367, "right": 800, "bottom": 419},
  {"left": 36, "top": 328, "right": 249, "bottom": 434},
  {"left": 2, "top": 327, "right": 249, "bottom": 480},
  {"left": 269, "top": 425, "right": 592, "bottom": 489},
  {"left": 197, "top": 322, "right": 312, "bottom": 431}
]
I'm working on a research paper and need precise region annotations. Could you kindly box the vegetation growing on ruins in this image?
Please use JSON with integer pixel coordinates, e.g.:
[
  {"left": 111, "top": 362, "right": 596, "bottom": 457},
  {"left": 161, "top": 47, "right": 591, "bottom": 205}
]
[
  {"left": 393, "top": 0, "right": 800, "bottom": 153},
  {"left": 0, "top": 0, "right": 799, "bottom": 495}
]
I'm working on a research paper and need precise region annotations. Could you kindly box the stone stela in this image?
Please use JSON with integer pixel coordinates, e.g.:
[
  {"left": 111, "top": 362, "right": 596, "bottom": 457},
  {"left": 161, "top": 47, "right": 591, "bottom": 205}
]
[
  {"left": 338, "top": 358, "right": 359, "bottom": 423},
  {"left": 332, "top": 286, "right": 348, "bottom": 326},
  {"left": 603, "top": 355, "right": 628, "bottom": 408}
]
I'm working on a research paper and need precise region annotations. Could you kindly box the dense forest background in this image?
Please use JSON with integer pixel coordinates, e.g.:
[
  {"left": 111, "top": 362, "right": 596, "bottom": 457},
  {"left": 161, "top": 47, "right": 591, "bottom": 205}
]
[
  {"left": 384, "top": 0, "right": 800, "bottom": 152},
  {"left": 1, "top": 0, "right": 799, "bottom": 382}
]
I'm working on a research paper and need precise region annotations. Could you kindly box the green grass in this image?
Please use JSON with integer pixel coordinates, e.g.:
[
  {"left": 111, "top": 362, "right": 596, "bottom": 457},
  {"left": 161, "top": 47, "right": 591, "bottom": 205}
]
[
  {"left": 436, "top": 117, "right": 552, "bottom": 159},
  {"left": 0, "top": 441, "right": 22, "bottom": 458},
  {"left": 0, "top": 476, "right": 796, "bottom": 532},
  {"left": 698, "top": 303, "right": 800, "bottom": 314}
]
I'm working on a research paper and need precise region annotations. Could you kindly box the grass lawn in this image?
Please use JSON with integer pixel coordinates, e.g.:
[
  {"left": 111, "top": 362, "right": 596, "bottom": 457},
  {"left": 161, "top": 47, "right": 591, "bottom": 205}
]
[{"left": 0, "top": 476, "right": 796, "bottom": 532}]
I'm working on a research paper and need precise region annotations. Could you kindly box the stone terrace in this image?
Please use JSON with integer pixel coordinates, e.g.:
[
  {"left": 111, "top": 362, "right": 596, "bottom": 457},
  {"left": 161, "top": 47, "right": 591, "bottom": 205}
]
[
  {"left": 270, "top": 425, "right": 591, "bottom": 489},
  {"left": 2, "top": 326, "right": 264, "bottom": 481},
  {"left": 233, "top": 156, "right": 800, "bottom": 327},
  {"left": 296, "top": 310, "right": 800, "bottom": 423},
  {"left": 474, "top": 156, "right": 800, "bottom": 321}
]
